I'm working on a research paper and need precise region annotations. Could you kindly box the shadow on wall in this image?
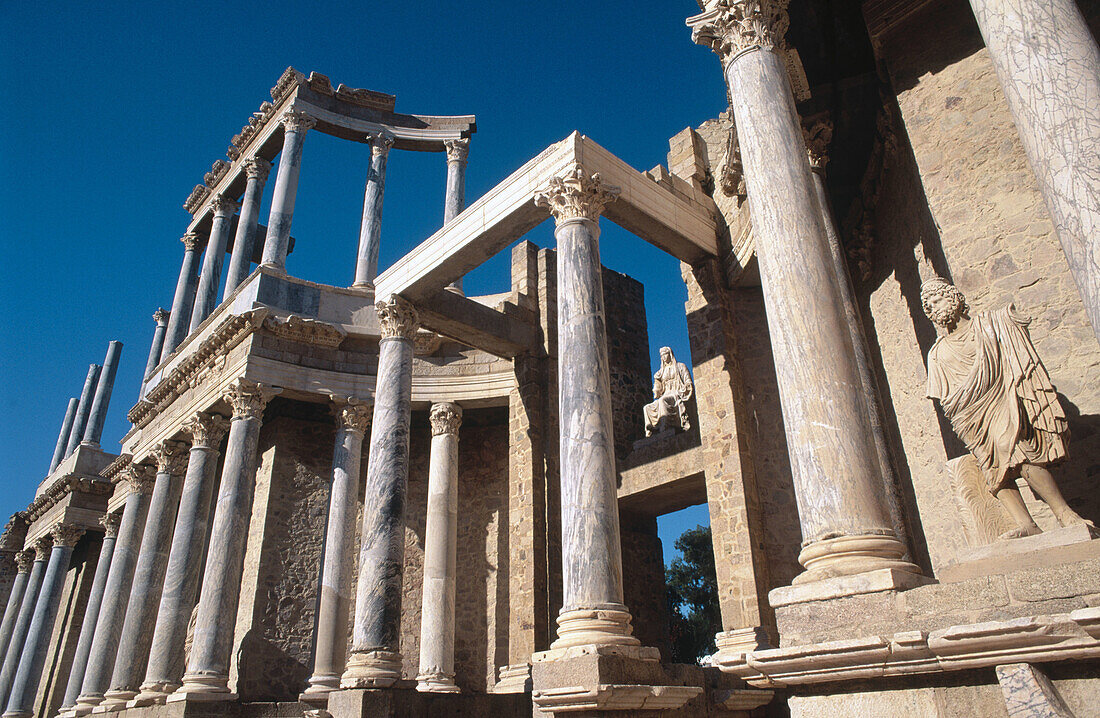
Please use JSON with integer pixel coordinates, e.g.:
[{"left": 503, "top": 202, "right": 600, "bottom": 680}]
[{"left": 1054, "top": 393, "right": 1100, "bottom": 526}]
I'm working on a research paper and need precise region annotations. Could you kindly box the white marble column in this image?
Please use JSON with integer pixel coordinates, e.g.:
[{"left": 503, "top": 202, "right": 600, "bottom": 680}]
[
  {"left": 142, "top": 310, "right": 170, "bottom": 387},
  {"left": 162, "top": 233, "right": 204, "bottom": 362},
  {"left": 173, "top": 379, "right": 277, "bottom": 700},
  {"left": 0, "top": 540, "right": 49, "bottom": 707},
  {"left": 189, "top": 195, "right": 240, "bottom": 332},
  {"left": 82, "top": 340, "right": 123, "bottom": 448},
  {"left": 224, "top": 158, "right": 271, "bottom": 298},
  {"left": 534, "top": 166, "right": 639, "bottom": 648},
  {"left": 59, "top": 514, "right": 121, "bottom": 714},
  {"left": 417, "top": 402, "right": 462, "bottom": 693},
  {"left": 49, "top": 399, "right": 79, "bottom": 474},
  {"left": 136, "top": 413, "right": 229, "bottom": 704},
  {"left": 341, "top": 296, "right": 418, "bottom": 688},
  {"left": 303, "top": 399, "right": 371, "bottom": 696},
  {"left": 968, "top": 0, "right": 1100, "bottom": 339},
  {"left": 351, "top": 131, "right": 395, "bottom": 290},
  {"left": 65, "top": 365, "right": 101, "bottom": 458},
  {"left": 0, "top": 554, "right": 32, "bottom": 683},
  {"left": 443, "top": 139, "right": 469, "bottom": 295},
  {"left": 260, "top": 111, "right": 315, "bottom": 272},
  {"left": 688, "top": 1, "right": 919, "bottom": 585}
]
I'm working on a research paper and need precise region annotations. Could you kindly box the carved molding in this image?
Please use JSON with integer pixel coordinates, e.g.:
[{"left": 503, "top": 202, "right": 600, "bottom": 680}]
[
  {"left": 271, "top": 67, "right": 306, "bottom": 103},
  {"left": 0, "top": 514, "right": 28, "bottom": 555},
  {"left": 534, "top": 164, "right": 620, "bottom": 223},
  {"left": 413, "top": 330, "right": 443, "bottom": 356},
  {"left": 184, "top": 185, "right": 211, "bottom": 215},
  {"left": 99, "top": 512, "right": 122, "bottom": 538},
  {"left": 687, "top": 0, "right": 791, "bottom": 64},
  {"left": 243, "top": 157, "right": 272, "bottom": 183},
  {"left": 282, "top": 109, "right": 316, "bottom": 134},
  {"left": 802, "top": 116, "right": 834, "bottom": 173},
  {"left": 31, "top": 536, "right": 51, "bottom": 561},
  {"left": 376, "top": 296, "right": 420, "bottom": 341},
  {"left": 180, "top": 232, "right": 203, "bottom": 252},
  {"left": 366, "top": 130, "right": 395, "bottom": 155},
  {"left": 444, "top": 138, "right": 470, "bottom": 164},
  {"left": 204, "top": 160, "right": 231, "bottom": 190},
  {"left": 263, "top": 314, "right": 347, "bottom": 348},
  {"left": 223, "top": 378, "right": 277, "bottom": 421},
  {"left": 50, "top": 523, "right": 85, "bottom": 548},
  {"left": 15, "top": 551, "right": 33, "bottom": 573},
  {"left": 183, "top": 412, "right": 231, "bottom": 449},
  {"left": 23, "top": 476, "right": 113, "bottom": 524},
  {"left": 153, "top": 308, "right": 170, "bottom": 325},
  {"left": 150, "top": 440, "right": 190, "bottom": 476},
  {"left": 101, "top": 453, "right": 132, "bottom": 481},
  {"left": 211, "top": 194, "right": 241, "bottom": 216},
  {"left": 230, "top": 101, "right": 277, "bottom": 161},
  {"left": 125, "top": 463, "right": 157, "bottom": 495},
  {"left": 429, "top": 402, "right": 462, "bottom": 436},
  {"left": 719, "top": 119, "right": 746, "bottom": 198}
]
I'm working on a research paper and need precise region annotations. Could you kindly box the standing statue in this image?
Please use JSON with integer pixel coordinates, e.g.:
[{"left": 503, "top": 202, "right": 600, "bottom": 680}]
[
  {"left": 644, "top": 346, "right": 694, "bottom": 437},
  {"left": 922, "top": 277, "right": 1091, "bottom": 538}
]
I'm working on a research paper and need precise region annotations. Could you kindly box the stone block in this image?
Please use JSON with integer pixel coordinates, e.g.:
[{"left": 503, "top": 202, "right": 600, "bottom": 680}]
[
  {"left": 1006, "top": 558, "right": 1100, "bottom": 603},
  {"left": 327, "top": 688, "right": 529, "bottom": 718},
  {"left": 769, "top": 568, "right": 932, "bottom": 608}
]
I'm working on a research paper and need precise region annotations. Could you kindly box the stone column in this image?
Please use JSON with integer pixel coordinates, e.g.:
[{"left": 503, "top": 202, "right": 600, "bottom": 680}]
[
  {"left": 341, "top": 297, "right": 418, "bottom": 688},
  {"left": 260, "top": 111, "right": 315, "bottom": 272},
  {"left": 968, "top": 0, "right": 1100, "bottom": 339},
  {"left": 3, "top": 525, "right": 85, "bottom": 718},
  {"left": 74, "top": 465, "right": 155, "bottom": 714},
  {"left": 303, "top": 399, "right": 371, "bottom": 697},
  {"left": 688, "top": 1, "right": 919, "bottom": 586},
  {"left": 101, "top": 442, "right": 189, "bottom": 708},
  {"left": 0, "top": 554, "right": 33, "bottom": 677},
  {"left": 49, "top": 399, "right": 80, "bottom": 474},
  {"left": 65, "top": 365, "right": 101, "bottom": 457},
  {"left": 137, "top": 413, "right": 230, "bottom": 703},
  {"left": 173, "top": 379, "right": 276, "bottom": 700},
  {"left": 142, "top": 310, "right": 170, "bottom": 386},
  {"left": 0, "top": 540, "right": 49, "bottom": 707},
  {"left": 534, "top": 166, "right": 638, "bottom": 648},
  {"left": 443, "top": 139, "right": 469, "bottom": 295},
  {"left": 224, "top": 158, "right": 272, "bottom": 297},
  {"left": 59, "top": 515, "right": 121, "bottom": 714},
  {"left": 161, "top": 233, "right": 204, "bottom": 362},
  {"left": 82, "top": 340, "right": 123, "bottom": 447},
  {"left": 351, "top": 131, "right": 395, "bottom": 290},
  {"left": 417, "top": 402, "right": 462, "bottom": 693},
  {"left": 189, "top": 195, "right": 240, "bottom": 333}
]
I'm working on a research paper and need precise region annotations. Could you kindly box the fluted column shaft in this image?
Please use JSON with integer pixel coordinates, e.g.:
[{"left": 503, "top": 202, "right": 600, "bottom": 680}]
[
  {"left": 341, "top": 297, "right": 418, "bottom": 688},
  {"left": 224, "top": 159, "right": 271, "bottom": 297},
  {"left": 352, "top": 132, "right": 395, "bottom": 289},
  {"left": 0, "top": 543, "right": 48, "bottom": 707},
  {"left": 65, "top": 365, "right": 101, "bottom": 457},
  {"left": 82, "top": 340, "right": 123, "bottom": 447},
  {"left": 175, "top": 380, "right": 275, "bottom": 699},
  {"left": 0, "top": 556, "right": 32, "bottom": 681},
  {"left": 161, "top": 234, "right": 204, "bottom": 362},
  {"left": 190, "top": 197, "right": 239, "bottom": 333},
  {"left": 261, "top": 111, "right": 315, "bottom": 272},
  {"left": 443, "top": 139, "right": 469, "bottom": 294},
  {"left": 417, "top": 403, "right": 462, "bottom": 693},
  {"left": 142, "top": 310, "right": 170, "bottom": 387},
  {"left": 49, "top": 399, "right": 79, "bottom": 474}
]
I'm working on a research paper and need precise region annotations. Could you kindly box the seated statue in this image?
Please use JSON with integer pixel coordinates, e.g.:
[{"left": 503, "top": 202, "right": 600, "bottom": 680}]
[
  {"left": 643, "top": 346, "right": 694, "bottom": 437},
  {"left": 922, "top": 277, "right": 1092, "bottom": 539}
]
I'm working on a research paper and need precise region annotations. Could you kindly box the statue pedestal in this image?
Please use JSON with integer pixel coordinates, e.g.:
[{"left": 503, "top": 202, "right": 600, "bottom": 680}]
[{"left": 940, "top": 524, "right": 1100, "bottom": 582}]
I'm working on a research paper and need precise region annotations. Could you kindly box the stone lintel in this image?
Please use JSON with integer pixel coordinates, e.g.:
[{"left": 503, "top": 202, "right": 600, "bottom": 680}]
[
  {"left": 769, "top": 567, "right": 935, "bottom": 608},
  {"left": 415, "top": 290, "right": 538, "bottom": 359}
]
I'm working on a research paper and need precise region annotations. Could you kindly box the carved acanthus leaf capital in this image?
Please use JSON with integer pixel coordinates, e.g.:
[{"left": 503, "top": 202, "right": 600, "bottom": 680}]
[
  {"left": 223, "top": 378, "right": 278, "bottom": 421},
  {"left": 366, "top": 130, "right": 396, "bottom": 155},
  {"left": 211, "top": 194, "right": 241, "bottom": 216},
  {"left": 153, "top": 308, "right": 170, "bottom": 325},
  {"left": 444, "top": 138, "right": 469, "bottom": 164},
  {"left": 336, "top": 399, "right": 372, "bottom": 435},
  {"left": 15, "top": 551, "right": 33, "bottom": 572},
  {"left": 99, "top": 512, "right": 122, "bottom": 538},
  {"left": 151, "top": 440, "right": 190, "bottom": 475},
  {"left": 32, "top": 536, "right": 52, "bottom": 560},
  {"left": 429, "top": 402, "right": 463, "bottom": 436},
  {"left": 124, "top": 463, "right": 157, "bottom": 495},
  {"left": 687, "top": 0, "right": 790, "bottom": 64},
  {"left": 244, "top": 157, "right": 272, "bottom": 183},
  {"left": 534, "top": 165, "right": 620, "bottom": 223},
  {"left": 375, "top": 296, "right": 420, "bottom": 340},
  {"left": 181, "top": 232, "right": 204, "bottom": 252},
  {"left": 50, "top": 523, "right": 85, "bottom": 548},
  {"left": 282, "top": 110, "right": 316, "bottom": 134},
  {"left": 802, "top": 117, "right": 833, "bottom": 172},
  {"left": 183, "top": 412, "right": 231, "bottom": 448}
]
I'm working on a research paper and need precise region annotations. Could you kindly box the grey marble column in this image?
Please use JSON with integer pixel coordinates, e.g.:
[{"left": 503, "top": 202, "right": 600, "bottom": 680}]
[
  {"left": 173, "top": 380, "right": 276, "bottom": 700},
  {"left": 969, "top": 0, "right": 1100, "bottom": 339},
  {"left": 74, "top": 465, "right": 155, "bottom": 714},
  {"left": 136, "top": 413, "right": 229, "bottom": 704},
  {"left": 341, "top": 296, "right": 418, "bottom": 688},
  {"left": 65, "top": 365, "right": 101, "bottom": 458},
  {"left": 0, "top": 554, "right": 33, "bottom": 679},
  {"left": 0, "top": 540, "right": 48, "bottom": 707},
  {"left": 142, "top": 310, "right": 170, "bottom": 387},
  {"left": 534, "top": 167, "right": 639, "bottom": 648},
  {"left": 224, "top": 158, "right": 271, "bottom": 298},
  {"left": 4, "top": 525, "right": 84, "bottom": 718},
  {"left": 351, "top": 131, "right": 395, "bottom": 289},
  {"left": 443, "top": 139, "right": 469, "bottom": 295},
  {"left": 417, "top": 402, "right": 462, "bottom": 693},
  {"left": 260, "top": 111, "right": 315, "bottom": 272},
  {"left": 60, "top": 515, "right": 121, "bottom": 713},
  {"left": 101, "top": 442, "right": 190, "bottom": 708},
  {"left": 161, "top": 233, "right": 204, "bottom": 362},
  {"left": 688, "top": 1, "right": 919, "bottom": 585},
  {"left": 49, "top": 399, "right": 79, "bottom": 474},
  {"left": 82, "top": 340, "right": 123, "bottom": 447},
  {"left": 303, "top": 399, "right": 371, "bottom": 696},
  {"left": 189, "top": 195, "right": 240, "bottom": 333}
]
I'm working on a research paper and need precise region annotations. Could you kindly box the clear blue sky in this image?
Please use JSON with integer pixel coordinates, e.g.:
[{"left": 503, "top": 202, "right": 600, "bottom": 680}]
[{"left": 0, "top": 1, "right": 722, "bottom": 560}]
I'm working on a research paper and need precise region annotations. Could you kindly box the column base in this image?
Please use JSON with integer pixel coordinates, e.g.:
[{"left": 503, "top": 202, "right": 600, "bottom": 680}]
[
  {"left": 713, "top": 625, "right": 776, "bottom": 664},
  {"left": 170, "top": 671, "right": 233, "bottom": 701},
  {"left": 416, "top": 671, "right": 459, "bottom": 693},
  {"left": 3, "top": 711, "right": 32, "bottom": 718},
  {"left": 131, "top": 682, "right": 177, "bottom": 707},
  {"left": 550, "top": 605, "right": 641, "bottom": 649},
  {"left": 771, "top": 566, "right": 935, "bottom": 608},
  {"left": 348, "top": 281, "right": 375, "bottom": 293},
  {"left": 493, "top": 663, "right": 532, "bottom": 694},
  {"left": 794, "top": 533, "right": 923, "bottom": 585},
  {"left": 97, "top": 689, "right": 137, "bottom": 712},
  {"left": 339, "top": 650, "right": 404, "bottom": 689},
  {"left": 73, "top": 695, "right": 104, "bottom": 716},
  {"left": 301, "top": 673, "right": 339, "bottom": 699}
]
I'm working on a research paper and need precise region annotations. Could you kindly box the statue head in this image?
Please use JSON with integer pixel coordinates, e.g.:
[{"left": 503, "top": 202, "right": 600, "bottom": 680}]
[
  {"left": 659, "top": 346, "right": 673, "bottom": 365},
  {"left": 921, "top": 277, "right": 969, "bottom": 330}
]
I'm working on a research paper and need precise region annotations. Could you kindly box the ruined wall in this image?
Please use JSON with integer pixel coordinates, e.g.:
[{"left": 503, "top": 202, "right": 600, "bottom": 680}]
[
  {"left": 603, "top": 265, "right": 652, "bottom": 462},
  {"left": 619, "top": 515, "right": 672, "bottom": 659}
]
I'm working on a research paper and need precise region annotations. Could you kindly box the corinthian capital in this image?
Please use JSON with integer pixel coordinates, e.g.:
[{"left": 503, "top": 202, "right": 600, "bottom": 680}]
[
  {"left": 444, "top": 138, "right": 469, "bottom": 164},
  {"left": 534, "top": 165, "right": 620, "bottom": 224},
  {"left": 50, "top": 523, "right": 85, "bottom": 548},
  {"left": 802, "top": 116, "right": 833, "bottom": 173},
  {"left": 150, "top": 440, "right": 190, "bottom": 475},
  {"left": 223, "top": 378, "right": 278, "bottom": 421},
  {"left": 125, "top": 463, "right": 156, "bottom": 495},
  {"left": 153, "top": 308, "right": 170, "bottom": 325},
  {"left": 282, "top": 110, "right": 316, "bottom": 134},
  {"left": 687, "top": 0, "right": 790, "bottom": 63},
  {"left": 211, "top": 194, "right": 241, "bottom": 216},
  {"left": 183, "top": 412, "right": 231, "bottom": 448},
  {"left": 367, "top": 130, "right": 396, "bottom": 155},
  {"left": 429, "top": 402, "right": 462, "bottom": 436},
  {"left": 375, "top": 296, "right": 420, "bottom": 341},
  {"left": 244, "top": 157, "right": 272, "bottom": 183},
  {"left": 15, "top": 551, "right": 33, "bottom": 572},
  {"left": 99, "top": 512, "right": 122, "bottom": 538},
  {"left": 181, "top": 232, "right": 204, "bottom": 252},
  {"left": 336, "top": 399, "right": 372, "bottom": 435},
  {"left": 32, "top": 536, "right": 52, "bottom": 561}
]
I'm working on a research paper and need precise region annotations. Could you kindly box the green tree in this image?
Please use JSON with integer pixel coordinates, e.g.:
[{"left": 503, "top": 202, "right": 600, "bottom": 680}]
[{"left": 665, "top": 524, "right": 721, "bottom": 663}]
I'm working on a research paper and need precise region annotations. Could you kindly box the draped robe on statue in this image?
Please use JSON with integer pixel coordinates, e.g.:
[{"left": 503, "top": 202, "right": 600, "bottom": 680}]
[
  {"left": 644, "top": 358, "right": 694, "bottom": 435},
  {"left": 927, "top": 305, "right": 1067, "bottom": 494}
]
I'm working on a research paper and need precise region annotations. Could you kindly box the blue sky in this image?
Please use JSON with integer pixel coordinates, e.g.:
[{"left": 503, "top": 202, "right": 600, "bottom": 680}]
[{"left": 1, "top": 1, "right": 721, "bottom": 560}]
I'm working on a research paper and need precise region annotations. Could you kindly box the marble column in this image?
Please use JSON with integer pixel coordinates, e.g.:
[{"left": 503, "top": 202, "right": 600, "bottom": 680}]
[
  {"left": 49, "top": 399, "right": 80, "bottom": 474},
  {"left": 137, "top": 413, "right": 229, "bottom": 703},
  {"left": 161, "top": 233, "right": 204, "bottom": 362},
  {"left": 351, "top": 131, "right": 395, "bottom": 289},
  {"left": 74, "top": 465, "right": 155, "bottom": 714},
  {"left": 341, "top": 296, "right": 418, "bottom": 688},
  {"left": 260, "top": 111, "right": 315, "bottom": 272},
  {"left": 173, "top": 379, "right": 276, "bottom": 699},
  {"left": 968, "top": 0, "right": 1100, "bottom": 339},
  {"left": 303, "top": 399, "right": 371, "bottom": 696},
  {"left": 4, "top": 525, "right": 85, "bottom": 718},
  {"left": 142, "top": 310, "right": 170, "bottom": 386},
  {"left": 443, "top": 139, "right": 469, "bottom": 295},
  {"left": 59, "top": 514, "right": 121, "bottom": 714},
  {"left": 101, "top": 441, "right": 189, "bottom": 708},
  {"left": 189, "top": 195, "right": 240, "bottom": 333},
  {"left": 0, "top": 540, "right": 49, "bottom": 707},
  {"left": 417, "top": 402, "right": 462, "bottom": 693},
  {"left": 534, "top": 166, "right": 639, "bottom": 648},
  {"left": 65, "top": 365, "right": 101, "bottom": 457},
  {"left": 0, "top": 554, "right": 33, "bottom": 677},
  {"left": 688, "top": 1, "right": 919, "bottom": 584},
  {"left": 82, "top": 340, "right": 123, "bottom": 447},
  {"left": 224, "top": 158, "right": 272, "bottom": 297}
]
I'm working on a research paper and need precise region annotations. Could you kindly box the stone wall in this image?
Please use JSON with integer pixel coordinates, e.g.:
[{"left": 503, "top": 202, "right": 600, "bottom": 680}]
[{"left": 619, "top": 514, "right": 672, "bottom": 659}]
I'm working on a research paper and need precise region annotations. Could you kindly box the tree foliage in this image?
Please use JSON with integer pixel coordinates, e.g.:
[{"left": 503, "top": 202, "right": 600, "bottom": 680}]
[{"left": 665, "top": 524, "right": 721, "bottom": 663}]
